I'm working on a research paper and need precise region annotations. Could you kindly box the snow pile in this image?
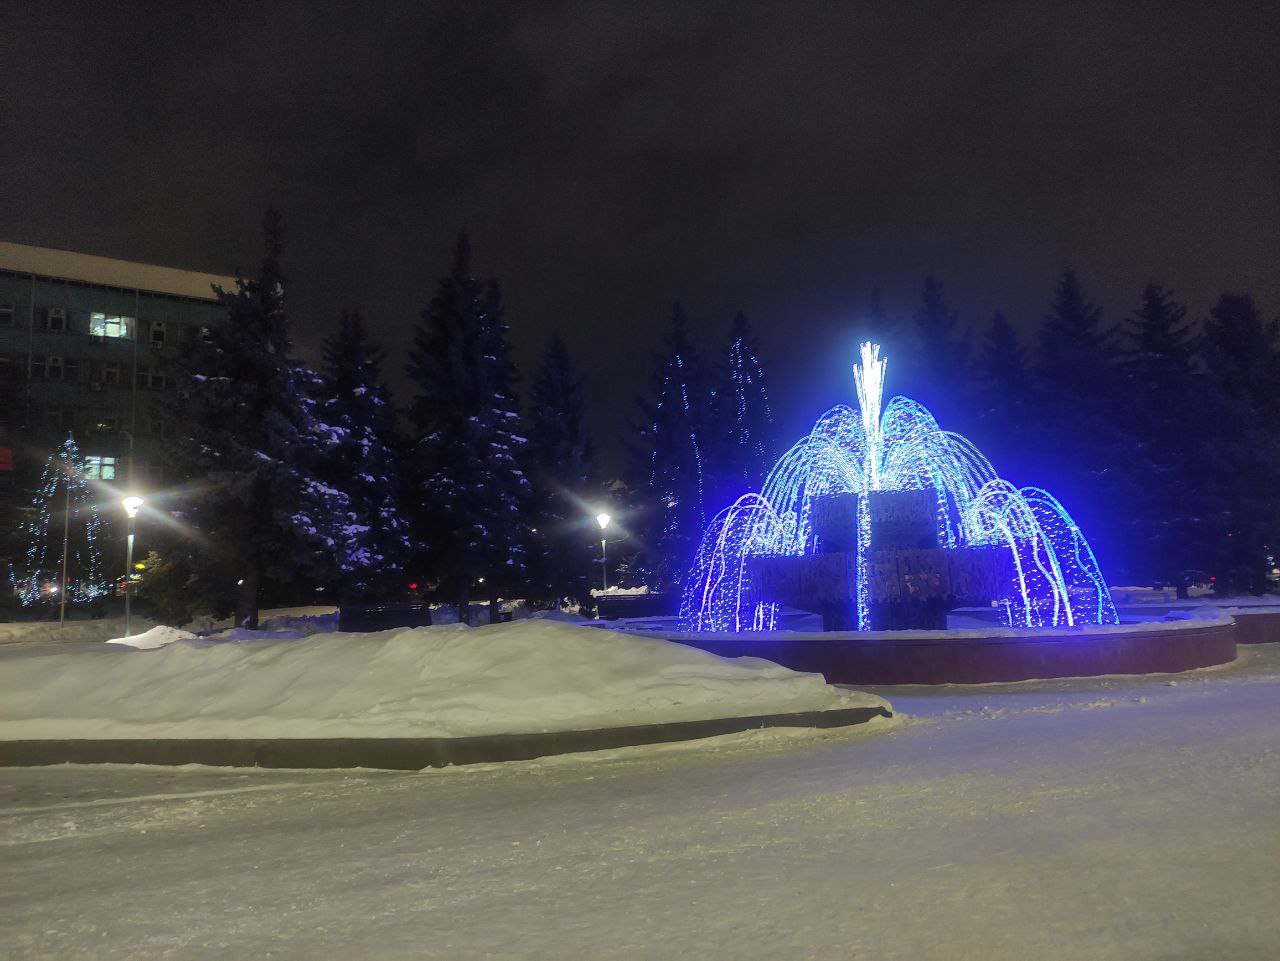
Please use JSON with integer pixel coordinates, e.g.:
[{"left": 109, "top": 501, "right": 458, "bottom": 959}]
[
  {"left": 106, "top": 625, "right": 198, "bottom": 650},
  {"left": 0, "top": 620, "right": 888, "bottom": 740}
]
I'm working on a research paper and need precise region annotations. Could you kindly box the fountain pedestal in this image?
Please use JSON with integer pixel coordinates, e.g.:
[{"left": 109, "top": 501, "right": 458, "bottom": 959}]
[{"left": 750, "top": 490, "right": 1012, "bottom": 630}]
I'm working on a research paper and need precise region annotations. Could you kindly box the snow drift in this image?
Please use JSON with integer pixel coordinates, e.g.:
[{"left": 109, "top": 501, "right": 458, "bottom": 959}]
[{"left": 0, "top": 620, "right": 888, "bottom": 740}]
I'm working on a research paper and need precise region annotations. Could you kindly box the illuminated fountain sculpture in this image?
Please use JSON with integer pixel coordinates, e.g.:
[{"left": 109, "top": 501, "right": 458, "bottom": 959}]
[{"left": 679, "top": 343, "right": 1117, "bottom": 632}]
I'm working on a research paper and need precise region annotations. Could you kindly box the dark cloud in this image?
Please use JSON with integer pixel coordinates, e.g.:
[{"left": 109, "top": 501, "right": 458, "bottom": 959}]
[{"left": 3, "top": 0, "right": 1278, "bottom": 458}]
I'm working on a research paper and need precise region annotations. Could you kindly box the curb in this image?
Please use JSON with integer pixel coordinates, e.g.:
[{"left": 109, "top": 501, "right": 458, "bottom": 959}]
[{"left": 0, "top": 705, "right": 891, "bottom": 771}]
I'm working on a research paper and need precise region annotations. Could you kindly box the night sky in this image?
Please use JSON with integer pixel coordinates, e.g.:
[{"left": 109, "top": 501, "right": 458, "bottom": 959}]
[{"left": 4, "top": 1, "right": 1278, "bottom": 460}]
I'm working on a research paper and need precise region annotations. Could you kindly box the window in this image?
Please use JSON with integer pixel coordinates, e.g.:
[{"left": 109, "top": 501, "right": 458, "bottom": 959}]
[
  {"left": 137, "top": 366, "right": 169, "bottom": 390},
  {"left": 83, "top": 455, "right": 118, "bottom": 481},
  {"left": 42, "top": 408, "right": 68, "bottom": 432},
  {"left": 89, "top": 312, "right": 133, "bottom": 340},
  {"left": 45, "top": 356, "right": 64, "bottom": 380},
  {"left": 0, "top": 305, "right": 13, "bottom": 327},
  {"left": 42, "top": 307, "right": 67, "bottom": 332},
  {"left": 93, "top": 416, "right": 118, "bottom": 433},
  {"left": 102, "top": 362, "right": 121, "bottom": 385},
  {"left": 147, "top": 417, "right": 168, "bottom": 438},
  {"left": 145, "top": 463, "right": 164, "bottom": 486},
  {"left": 149, "top": 320, "right": 166, "bottom": 348},
  {"left": 64, "top": 357, "right": 80, "bottom": 382}
]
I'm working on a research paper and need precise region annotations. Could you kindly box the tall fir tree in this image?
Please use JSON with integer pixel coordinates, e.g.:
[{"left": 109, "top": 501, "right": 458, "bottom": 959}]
[
  {"left": 713, "top": 311, "right": 775, "bottom": 499},
  {"left": 525, "top": 333, "right": 597, "bottom": 606},
  {"left": 973, "top": 310, "right": 1035, "bottom": 471},
  {"left": 1197, "top": 292, "right": 1280, "bottom": 591},
  {"left": 1120, "top": 285, "right": 1204, "bottom": 587},
  {"left": 912, "top": 275, "right": 972, "bottom": 413},
  {"left": 318, "top": 310, "right": 410, "bottom": 603},
  {"left": 405, "top": 232, "right": 530, "bottom": 622},
  {"left": 632, "top": 303, "right": 713, "bottom": 591},
  {"left": 170, "top": 209, "right": 352, "bottom": 627},
  {"left": 1033, "top": 268, "right": 1136, "bottom": 579}
]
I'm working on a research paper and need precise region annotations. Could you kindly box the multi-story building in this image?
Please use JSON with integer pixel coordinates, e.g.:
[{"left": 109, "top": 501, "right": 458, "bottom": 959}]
[{"left": 0, "top": 241, "right": 235, "bottom": 491}]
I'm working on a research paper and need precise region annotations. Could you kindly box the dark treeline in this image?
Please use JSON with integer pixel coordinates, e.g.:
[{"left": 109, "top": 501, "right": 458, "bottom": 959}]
[{"left": 142, "top": 215, "right": 1279, "bottom": 625}]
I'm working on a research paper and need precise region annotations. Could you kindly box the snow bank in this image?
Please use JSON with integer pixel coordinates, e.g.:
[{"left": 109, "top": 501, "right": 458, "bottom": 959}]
[
  {"left": 0, "top": 620, "right": 887, "bottom": 741},
  {"left": 106, "top": 625, "right": 198, "bottom": 650}
]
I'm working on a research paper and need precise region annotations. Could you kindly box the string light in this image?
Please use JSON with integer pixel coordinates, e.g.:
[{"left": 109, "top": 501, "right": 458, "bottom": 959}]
[
  {"left": 14, "top": 437, "right": 110, "bottom": 606},
  {"left": 678, "top": 342, "right": 1117, "bottom": 632}
]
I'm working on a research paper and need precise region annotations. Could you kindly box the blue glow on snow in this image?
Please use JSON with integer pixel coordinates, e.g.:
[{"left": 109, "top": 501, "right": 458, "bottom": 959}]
[{"left": 678, "top": 342, "right": 1117, "bottom": 632}]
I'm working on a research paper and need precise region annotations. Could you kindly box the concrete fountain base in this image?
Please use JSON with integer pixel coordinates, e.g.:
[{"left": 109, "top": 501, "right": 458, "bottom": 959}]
[{"left": 651, "top": 615, "right": 1260, "bottom": 685}]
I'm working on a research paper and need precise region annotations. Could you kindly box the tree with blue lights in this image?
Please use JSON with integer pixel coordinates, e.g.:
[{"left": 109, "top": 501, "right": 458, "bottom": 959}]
[
  {"left": 406, "top": 232, "right": 530, "bottom": 622},
  {"left": 633, "top": 303, "right": 714, "bottom": 591},
  {"left": 14, "top": 437, "right": 109, "bottom": 608},
  {"left": 712, "top": 311, "right": 776, "bottom": 501},
  {"left": 171, "top": 209, "right": 352, "bottom": 628},
  {"left": 525, "top": 333, "right": 597, "bottom": 607},
  {"left": 318, "top": 310, "right": 410, "bottom": 603}
]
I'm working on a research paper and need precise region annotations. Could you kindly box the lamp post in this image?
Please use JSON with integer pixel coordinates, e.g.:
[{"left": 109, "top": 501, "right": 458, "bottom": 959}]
[
  {"left": 596, "top": 512, "right": 612, "bottom": 592},
  {"left": 122, "top": 495, "right": 144, "bottom": 638}
]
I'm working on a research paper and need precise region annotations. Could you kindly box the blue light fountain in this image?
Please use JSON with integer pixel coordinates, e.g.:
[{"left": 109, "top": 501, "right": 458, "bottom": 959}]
[{"left": 679, "top": 342, "right": 1117, "bottom": 633}]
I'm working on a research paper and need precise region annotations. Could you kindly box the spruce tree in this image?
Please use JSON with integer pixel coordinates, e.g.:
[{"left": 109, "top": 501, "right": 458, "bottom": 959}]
[
  {"left": 405, "top": 232, "right": 530, "bottom": 623},
  {"left": 318, "top": 310, "right": 410, "bottom": 603},
  {"left": 633, "top": 304, "right": 713, "bottom": 591},
  {"left": 714, "top": 311, "right": 775, "bottom": 499},
  {"left": 1118, "top": 285, "right": 1204, "bottom": 587},
  {"left": 912, "top": 275, "right": 972, "bottom": 412},
  {"left": 1034, "top": 268, "right": 1135, "bottom": 579},
  {"left": 171, "top": 209, "right": 352, "bottom": 627},
  {"left": 525, "top": 333, "right": 597, "bottom": 606},
  {"left": 1198, "top": 292, "right": 1280, "bottom": 592},
  {"left": 973, "top": 311, "right": 1034, "bottom": 468}
]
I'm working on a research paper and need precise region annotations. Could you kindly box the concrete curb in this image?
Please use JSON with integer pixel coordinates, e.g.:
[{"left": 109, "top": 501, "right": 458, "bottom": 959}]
[{"left": 0, "top": 705, "right": 891, "bottom": 771}]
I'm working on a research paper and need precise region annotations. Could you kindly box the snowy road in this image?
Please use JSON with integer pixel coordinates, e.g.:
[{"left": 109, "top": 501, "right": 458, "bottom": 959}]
[{"left": 4, "top": 646, "right": 1279, "bottom": 961}]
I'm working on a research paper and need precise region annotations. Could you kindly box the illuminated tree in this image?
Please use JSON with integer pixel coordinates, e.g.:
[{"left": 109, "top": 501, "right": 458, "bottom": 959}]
[
  {"left": 405, "top": 232, "right": 530, "bottom": 622},
  {"left": 632, "top": 304, "right": 714, "bottom": 591},
  {"left": 525, "top": 333, "right": 597, "bottom": 606}
]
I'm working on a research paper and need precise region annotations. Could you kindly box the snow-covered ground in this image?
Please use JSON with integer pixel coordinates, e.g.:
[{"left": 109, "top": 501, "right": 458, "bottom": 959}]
[
  {"left": 2, "top": 643, "right": 1277, "bottom": 960},
  {"left": 0, "top": 621, "right": 885, "bottom": 740},
  {"left": 0, "top": 605, "right": 340, "bottom": 647}
]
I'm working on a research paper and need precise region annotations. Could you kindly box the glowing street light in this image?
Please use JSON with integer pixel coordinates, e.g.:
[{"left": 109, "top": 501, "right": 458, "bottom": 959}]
[
  {"left": 122, "top": 495, "right": 144, "bottom": 638},
  {"left": 596, "top": 512, "right": 612, "bottom": 592}
]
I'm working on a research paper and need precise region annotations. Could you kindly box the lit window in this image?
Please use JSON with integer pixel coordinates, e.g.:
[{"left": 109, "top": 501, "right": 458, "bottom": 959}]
[
  {"left": 150, "top": 320, "right": 166, "bottom": 348},
  {"left": 90, "top": 313, "right": 134, "bottom": 339},
  {"left": 84, "top": 455, "right": 118, "bottom": 481}
]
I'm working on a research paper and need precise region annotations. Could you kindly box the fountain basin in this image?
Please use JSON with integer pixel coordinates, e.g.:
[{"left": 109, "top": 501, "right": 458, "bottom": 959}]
[{"left": 639, "top": 615, "right": 1240, "bottom": 685}]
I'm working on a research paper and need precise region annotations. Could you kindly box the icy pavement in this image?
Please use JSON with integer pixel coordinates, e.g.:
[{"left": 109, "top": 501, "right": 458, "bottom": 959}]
[{"left": 3, "top": 647, "right": 1279, "bottom": 961}]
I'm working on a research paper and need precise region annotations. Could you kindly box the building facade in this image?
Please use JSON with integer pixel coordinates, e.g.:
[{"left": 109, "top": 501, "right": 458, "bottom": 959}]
[{"left": 0, "top": 241, "right": 235, "bottom": 490}]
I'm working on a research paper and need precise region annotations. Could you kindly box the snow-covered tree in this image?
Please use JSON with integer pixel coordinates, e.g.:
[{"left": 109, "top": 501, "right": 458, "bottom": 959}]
[
  {"left": 170, "top": 209, "right": 352, "bottom": 627},
  {"left": 632, "top": 304, "right": 713, "bottom": 591},
  {"left": 405, "top": 232, "right": 530, "bottom": 622},
  {"left": 525, "top": 333, "right": 597, "bottom": 606},
  {"left": 713, "top": 311, "right": 775, "bottom": 499},
  {"left": 318, "top": 310, "right": 410, "bottom": 603}
]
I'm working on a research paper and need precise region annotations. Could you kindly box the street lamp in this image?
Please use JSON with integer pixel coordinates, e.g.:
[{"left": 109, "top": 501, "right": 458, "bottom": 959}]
[
  {"left": 122, "top": 495, "right": 144, "bottom": 638},
  {"left": 596, "top": 512, "right": 612, "bottom": 592}
]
